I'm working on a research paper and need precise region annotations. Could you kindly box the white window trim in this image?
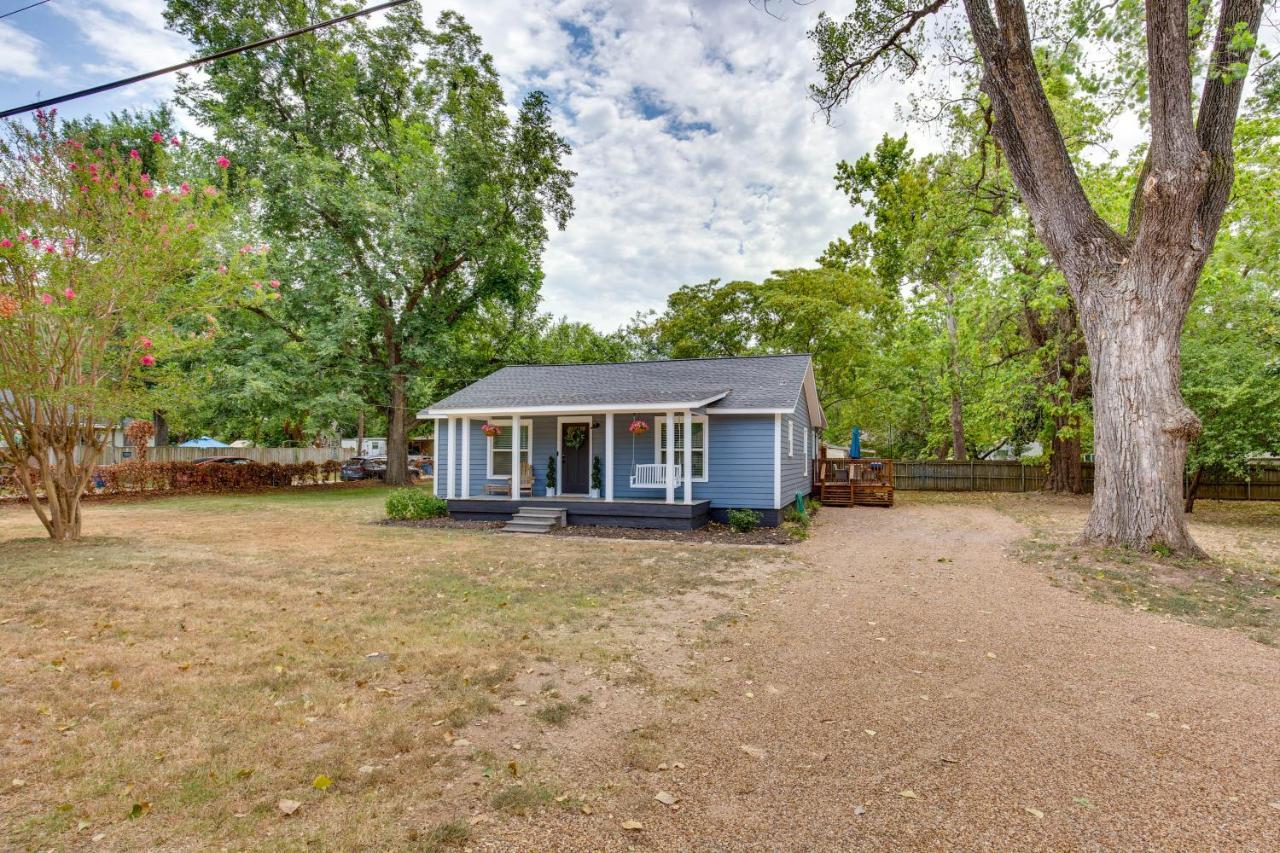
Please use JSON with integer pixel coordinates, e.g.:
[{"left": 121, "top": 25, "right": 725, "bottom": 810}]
[
  {"left": 651, "top": 414, "right": 709, "bottom": 483},
  {"left": 485, "top": 418, "right": 532, "bottom": 480},
  {"left": 804, "top": 427, "right": 809, "bottom": 477},
  {"left": 556, "top": 415, "right": 594, "bottom": 495},
  {"left": 788, "top": 420, "right": 794, "bottom": 457}
]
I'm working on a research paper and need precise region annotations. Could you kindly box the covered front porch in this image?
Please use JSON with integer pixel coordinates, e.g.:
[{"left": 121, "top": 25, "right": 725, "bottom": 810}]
[{"left": 431, "top": 405, "right": 714, "bottom": 514}]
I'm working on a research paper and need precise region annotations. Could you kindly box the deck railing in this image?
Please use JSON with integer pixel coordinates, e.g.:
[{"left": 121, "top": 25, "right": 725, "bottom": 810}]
[{"left": 629, "top": 463, "right": 683, "bottom": 488}]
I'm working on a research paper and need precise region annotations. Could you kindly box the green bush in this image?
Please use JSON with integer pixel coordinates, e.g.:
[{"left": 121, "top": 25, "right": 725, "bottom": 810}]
[
  {"left": 385, "top": 488, "right": 448, "bottom": 520},
  {"left": 727, "top": 508, "right": 762, "bottom": 533}
]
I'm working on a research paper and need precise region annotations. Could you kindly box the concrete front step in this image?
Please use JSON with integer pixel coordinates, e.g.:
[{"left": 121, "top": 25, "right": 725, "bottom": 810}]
[{"left": 499, "top": 506, "right": 568, "bottom": 534}]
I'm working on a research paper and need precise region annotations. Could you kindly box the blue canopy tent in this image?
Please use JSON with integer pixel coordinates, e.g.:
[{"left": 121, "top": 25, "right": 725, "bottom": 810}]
[{"left": 178, "top": 436, "right": 230, "bottom": 448}]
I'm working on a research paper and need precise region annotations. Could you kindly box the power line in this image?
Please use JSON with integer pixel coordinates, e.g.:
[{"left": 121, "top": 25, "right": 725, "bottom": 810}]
[
  {"left": 0, "top": 0, "right": 53, "bottom": 22},
  {"left": 0, "top": 0, "right": 413, "bottom": 119}
]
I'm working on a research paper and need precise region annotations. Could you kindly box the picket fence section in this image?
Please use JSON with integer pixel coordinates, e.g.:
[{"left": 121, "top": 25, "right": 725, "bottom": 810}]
[
  {"left": 892, "top": 459, "right": 1279, "bottom": 502},
  {"left": 98, "top": 446, "right": 346, "bottom": 466}
]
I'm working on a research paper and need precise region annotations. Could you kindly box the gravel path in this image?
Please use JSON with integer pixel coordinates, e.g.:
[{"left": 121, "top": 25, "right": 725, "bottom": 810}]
[{"left": 480, "top": 501, "right": 1280, "bottom": 851}]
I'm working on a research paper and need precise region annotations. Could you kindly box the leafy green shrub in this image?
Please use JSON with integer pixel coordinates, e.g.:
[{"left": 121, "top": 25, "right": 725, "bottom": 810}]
[
  {"left": 727, "top": 508, "right": 762, "bottom": 533},
  {"left": 385, "top": 488, "right": 447, "bottom": 520}
]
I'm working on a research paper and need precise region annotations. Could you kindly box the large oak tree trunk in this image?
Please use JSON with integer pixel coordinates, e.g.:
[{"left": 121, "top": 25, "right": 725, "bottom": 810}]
[
  {"left": 948, "top": 392, "right": 967, "bottom": 463},
  {"left": 1076, "top": 273, "right": 1203, "bottom": 554}
]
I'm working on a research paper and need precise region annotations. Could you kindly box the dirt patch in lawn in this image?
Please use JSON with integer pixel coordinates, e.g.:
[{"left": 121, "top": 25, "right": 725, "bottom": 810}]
[
  {"left": 0, "top": 487, "right": 794, "bottom": 850},
  {"left": 988, "top": 492, "right": 1280, "bottom": 645},
  {"left": 548, "top": 521, "right": 799, "bottom": 545}
]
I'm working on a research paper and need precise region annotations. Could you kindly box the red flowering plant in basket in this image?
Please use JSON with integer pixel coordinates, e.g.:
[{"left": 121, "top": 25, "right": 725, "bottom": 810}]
[
  {"left": 628, "top": 418, "right": 649, "bottom": 436},
  {"left": 481, "top": 422, "right": 502, "bottom": 438}
]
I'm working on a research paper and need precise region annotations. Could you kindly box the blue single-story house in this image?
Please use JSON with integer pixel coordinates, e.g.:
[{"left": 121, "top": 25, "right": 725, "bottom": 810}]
[{"left": 420, "top": 354, "right": 825, "bottom": 528}]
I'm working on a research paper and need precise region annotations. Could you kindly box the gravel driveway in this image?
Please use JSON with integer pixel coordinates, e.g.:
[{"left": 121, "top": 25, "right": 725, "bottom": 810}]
[{"left": 482, "top": 500, "right": 1280, "bottom": 851}]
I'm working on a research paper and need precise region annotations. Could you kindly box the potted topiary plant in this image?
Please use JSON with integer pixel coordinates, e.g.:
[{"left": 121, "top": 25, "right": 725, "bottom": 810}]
[
  {"left": 545, "top": 454, "right": 557, "bottom": 497},
  {"left": 590, "top": 455, "right": 602, "bottom": 499}
]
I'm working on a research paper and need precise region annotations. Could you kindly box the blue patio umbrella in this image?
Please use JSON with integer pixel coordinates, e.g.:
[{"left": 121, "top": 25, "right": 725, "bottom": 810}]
[{"left": 178, "top": 436, "right": 230, "bottom": 448}]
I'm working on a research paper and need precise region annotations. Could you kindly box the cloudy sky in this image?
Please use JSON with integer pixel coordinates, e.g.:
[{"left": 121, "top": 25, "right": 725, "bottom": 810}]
[{"left": 1, "top": 0, "right": 936, "bottom": 330}]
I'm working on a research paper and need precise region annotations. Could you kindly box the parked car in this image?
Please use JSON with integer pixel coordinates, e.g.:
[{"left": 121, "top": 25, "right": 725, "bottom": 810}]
[
  {"left": 192, "top": 456, "right": 254, "bottom": 466},
  {"left": 341, "top": 456, "right": 420, "bottom": 482}
]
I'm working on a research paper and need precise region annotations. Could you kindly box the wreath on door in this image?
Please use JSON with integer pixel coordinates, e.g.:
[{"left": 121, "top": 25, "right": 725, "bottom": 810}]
[{"left": 563, "top": 425, "right": 587, "bottom": 449}]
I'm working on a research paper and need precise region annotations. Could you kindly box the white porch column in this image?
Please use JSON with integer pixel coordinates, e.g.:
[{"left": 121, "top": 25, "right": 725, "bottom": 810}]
[
  {"left": 511, "top": 413, "right": 522, "bottom": 501},
  {"left": 460, "top": 417, "right": 470, "bottom": 499},
  {"left": 448, "top": 417, "right": 459, "bottom": 499},
  {"left": 432, "top": 417, "right": 442, "bottom": 496},
  {"left": 665, "top": 411, "right": 676, "bottom": 504},
  {"left": 604, "top": 413, "right": 615, "bottom": 501},
  {"left": 683, "top": 409, "right": 693, "bottom": 505}
]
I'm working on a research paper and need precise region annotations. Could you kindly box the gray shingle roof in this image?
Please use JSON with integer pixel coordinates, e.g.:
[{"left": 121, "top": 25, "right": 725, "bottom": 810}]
[{"left": 422, "top": 354, "right": 813, "bottom": 414}]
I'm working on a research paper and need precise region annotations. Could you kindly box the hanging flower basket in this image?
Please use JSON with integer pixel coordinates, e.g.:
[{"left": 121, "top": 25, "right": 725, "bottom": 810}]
[
  {"left": 481, "top": 422, "right": 502, "bottom": 438},
  {"left": 628, "top": 418, "right": 649, "bottom": 436}
]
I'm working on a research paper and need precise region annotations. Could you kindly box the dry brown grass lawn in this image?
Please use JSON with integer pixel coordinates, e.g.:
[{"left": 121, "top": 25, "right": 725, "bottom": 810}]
[
  {"left": 945, "top": 491, "right": 1280, "bottom": 645},
  {"left": 0, "top": 486, "right": 787, "bottom": 850}
]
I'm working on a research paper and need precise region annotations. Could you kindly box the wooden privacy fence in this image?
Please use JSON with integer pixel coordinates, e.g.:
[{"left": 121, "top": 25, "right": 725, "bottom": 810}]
[
  {"left": 97, "top": 446, "right": 346, "bottom": 466},
  {"left": 892, "top": 459, "right": 1280, "bottom": 501}
]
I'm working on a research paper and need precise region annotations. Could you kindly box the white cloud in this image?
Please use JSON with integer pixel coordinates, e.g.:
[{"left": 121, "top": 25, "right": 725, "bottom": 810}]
[
  {"left": 447, "top": 0, "right": 929, "bottom": 330},
  {"left": 0, "top": 22, "right": 43, "bottom": 78}
]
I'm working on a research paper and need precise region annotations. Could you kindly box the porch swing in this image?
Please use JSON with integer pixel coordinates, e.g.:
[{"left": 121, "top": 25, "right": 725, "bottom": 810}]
[{"left": 627, "top": 415, "right": 681, "bottom": 489}]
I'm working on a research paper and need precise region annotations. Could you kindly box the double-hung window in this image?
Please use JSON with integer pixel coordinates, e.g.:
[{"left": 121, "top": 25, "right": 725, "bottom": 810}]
[
  {"left": 487, "top": 419, "right": 531, "bottom": 479},
  {"left": 656, "top": 416, "right": 708, "bottom": 481}
]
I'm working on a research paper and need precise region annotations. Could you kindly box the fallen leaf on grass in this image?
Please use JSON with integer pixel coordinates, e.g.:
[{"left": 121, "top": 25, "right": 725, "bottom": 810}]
[
  {"left": 655, "top": 791, "right": 678, "bottom": 805},
  {"left": 512, "top": 699, "right": 527, "bottom": 707},
  {"left": 312, "top": 775, "right": 333, "bottom": 790},
  {"left": 580, "top": 804, "right": 593, "bottom": 815},
  {"left": 864, "top": 730, "right": 876, "bottom": 737},
  {"left": 899, "top": 790, "right": 919, "bottom": 799},
  {"left": 278, "top": 799, "right": 301, "bottom": 816},
  {"left": 127, "top": 801, "right": 151, "bottom": 820},
  {"left": 738, "top": 744, "right": 766, "bottom": 759},
  {"left": 1024, "top": 807, "right": 1044, "bottom": 819},
  {"left": 854, "top": 804, "right": 866, "bottom": 816},
  {"left": 621, "top": 820, "right": 644, "bottom": 831}
]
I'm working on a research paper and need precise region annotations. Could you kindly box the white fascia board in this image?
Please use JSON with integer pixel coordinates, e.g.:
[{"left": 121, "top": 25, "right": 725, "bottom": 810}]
[{"left": 421, "top": 392, "right": 728, "bottom": 419}]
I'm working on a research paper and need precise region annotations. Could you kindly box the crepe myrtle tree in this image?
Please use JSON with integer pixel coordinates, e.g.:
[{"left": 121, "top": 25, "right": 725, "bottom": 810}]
[
  {"left": 0, "top": 111, "right": 263, "bottom": 540},
  {"left": 808, "top": 0, "right": 1266, "bottom": 555}
]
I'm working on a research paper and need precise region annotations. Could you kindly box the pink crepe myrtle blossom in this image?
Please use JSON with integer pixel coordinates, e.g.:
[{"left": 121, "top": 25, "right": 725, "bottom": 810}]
[
  {"left": 203, "top": 186, "right": 217, "bottom": 197},
  {"left": 18, "top": 232, "right": 29, "bottom": 243},
  {"left": 218, "top": 265, "right": 228, "bottom": 274},
  {"left": 40, "top": 293, "right": 53, "bottom": 305},
  {"left": 269, "top": 279, "right": 280, "bottom": 289},
  {"left": 139, "top": 336, "right": 153, "bottom": 350},
  {"left": 44, "top": 245, "right": 55, "bottom": 254},
  {"left": 179, "top": 182, "right": 191, "bottom": 195},
  {"left": 142, "top": 189, "right": 155, "bottom": 199},
  {"left": 129, "top": 149, "right": 141, "bottom": 160},
  {"left": 30, "top": 237, "right": 40, "bottom": 249},
  {"left": 140, "top": 354, "right": 156, "bottom": 367},
  {"left": 0, "top": 238, "right": 11, "bottom": 249},
  {"left": 216, "top": 155, "right": 230, "bottom": 169},
  {"left": 252, "top": 281, "right": 262, "bottom": 290},
  {"left": 140, "top": 173, "right": 150, "bottom": 184},
  {"left": 63, "top": 288, "right": 75, "bottom": 300},
  {"left": 170, "top": 136, "right": 180, "bottom": 147},
  {"left": 151, "top": 132, "right": 164, "bottom": 143}
]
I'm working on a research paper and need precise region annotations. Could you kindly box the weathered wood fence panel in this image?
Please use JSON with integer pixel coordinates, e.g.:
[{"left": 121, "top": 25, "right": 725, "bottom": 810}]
[
  {"left": 98, "top": 446, "right": 346, "bottom": 466},
  {"left": 892, "top": 460, "right": 1276, "bottom": 501}
]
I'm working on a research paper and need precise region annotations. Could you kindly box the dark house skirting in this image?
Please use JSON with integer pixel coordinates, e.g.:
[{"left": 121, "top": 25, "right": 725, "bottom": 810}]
[
  {"left": 708, "top": 507, "right": 784, "bottom": 528},
  {"left": 448, "top": 499, "right": 712, "bottom": 530}
]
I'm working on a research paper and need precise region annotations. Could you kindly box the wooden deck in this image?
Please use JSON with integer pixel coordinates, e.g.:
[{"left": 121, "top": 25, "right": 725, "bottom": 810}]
[{"left": 813, "top": 455, "right": 894, "bottom": 507}]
